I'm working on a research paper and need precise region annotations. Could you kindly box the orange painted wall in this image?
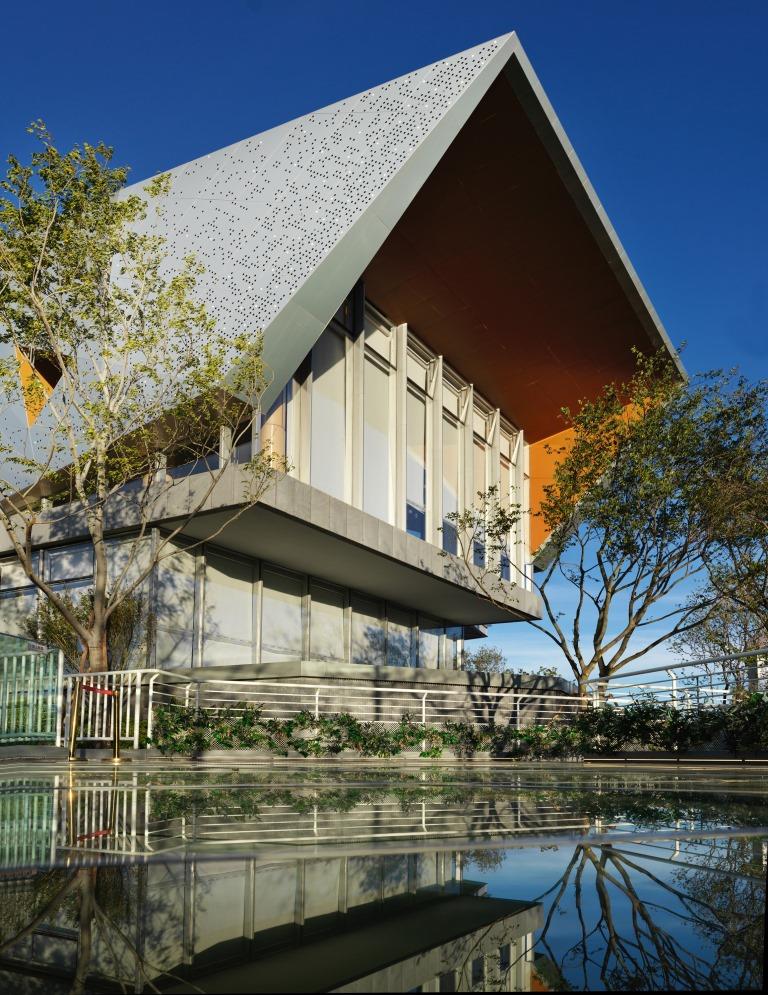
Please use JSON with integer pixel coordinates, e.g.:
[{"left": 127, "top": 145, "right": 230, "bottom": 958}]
[
  {"left": 15, "top": 345, "right": 55, "bottom": 427},
  {"left": 527, "top": 426, "right": 576, "bottom": 552}
]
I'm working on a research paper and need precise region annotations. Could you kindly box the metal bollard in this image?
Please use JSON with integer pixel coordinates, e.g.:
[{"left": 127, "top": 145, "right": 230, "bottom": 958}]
[{"left": 67, "top": 680, "right": 85, "bottom": 762}]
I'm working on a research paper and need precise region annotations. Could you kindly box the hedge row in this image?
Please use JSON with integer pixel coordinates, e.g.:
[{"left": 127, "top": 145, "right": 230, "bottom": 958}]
[{"left": 149, "top": 692, "right": 768, "bottom": 759}]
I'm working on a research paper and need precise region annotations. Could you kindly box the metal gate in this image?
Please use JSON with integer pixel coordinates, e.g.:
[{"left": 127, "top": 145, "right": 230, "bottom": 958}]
[{"left": 0, "top": 648, "right": 65, "bottom": 745}]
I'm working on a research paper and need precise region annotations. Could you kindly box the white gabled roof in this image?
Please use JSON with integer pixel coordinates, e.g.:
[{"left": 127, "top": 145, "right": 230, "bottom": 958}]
[{"left": 127, "top": 33, "right": 521, "bottom": 404}]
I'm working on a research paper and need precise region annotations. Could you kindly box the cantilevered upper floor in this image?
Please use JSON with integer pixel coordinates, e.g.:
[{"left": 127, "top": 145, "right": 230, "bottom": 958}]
[{"left": 0, "top": 33, "right": 683, "bottom": 670}]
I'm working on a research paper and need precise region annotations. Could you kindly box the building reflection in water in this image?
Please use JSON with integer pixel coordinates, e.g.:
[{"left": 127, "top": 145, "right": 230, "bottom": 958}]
[
  {"left": 0, "top": 769, "right": 764, "bottom": 992},
  {"left": 0, "top": 851, "right": 540, "bottom": 992}
]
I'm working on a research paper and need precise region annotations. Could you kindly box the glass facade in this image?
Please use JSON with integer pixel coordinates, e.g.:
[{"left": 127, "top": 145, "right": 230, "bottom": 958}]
[
  {"left": 261, "top": 567, "right": 303, "bottom": 663},
  {"left": 204, "top": 552, "right": 253, "bottom": 666},
  {"left": 351, "top": 595, "right": 386, "bottom": 665},
  {"left": 276, "top": 298, "right": 523, "bottom": 580},
  {"left": 473, "top": 434, "right": 488, "bottom": 568},
  {"left": 442, "top": 413, "right": 460, "bottom": 554},
  {"left": 406, "top": 389, "right": 427, "bottom": 539},
  {"left": 387, "top": 607, "right": 414, "bottom": 668},
  {"left": 310, "top": 327, "right": 347, "bottom": 500},
  {"left": 0, "top": 540, "right": 466, "bottom": 672},
  {"left": 0, "top": 299, "right": 528, "bottom": 678},
  {"left": 363, "top": 355, "right": 392, "bottom": 522},
  {"left": 309, "top": 581, "right": 345, "bottom": 662}
]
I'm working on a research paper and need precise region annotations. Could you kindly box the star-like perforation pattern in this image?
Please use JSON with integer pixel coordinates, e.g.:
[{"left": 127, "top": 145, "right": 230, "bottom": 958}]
[{"left": 134, "top": 39, "right": 505, "bottom": 351}]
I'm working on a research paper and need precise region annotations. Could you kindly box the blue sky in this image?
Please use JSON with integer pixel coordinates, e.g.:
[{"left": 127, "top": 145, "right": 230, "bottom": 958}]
[{"left": 3, "top": 1, "right": 765, "bottom": 676}]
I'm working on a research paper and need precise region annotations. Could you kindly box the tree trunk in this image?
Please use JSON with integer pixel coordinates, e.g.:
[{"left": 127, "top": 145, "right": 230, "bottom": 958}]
[
  {"left": 577, "top": 675, "right": 592, "bottom": 707},
  {"left": 85, "top": 628, "right": 109, "bottom": 673},
  {"left": 71, "top": 870, "right": 96, "bottom": 995}
]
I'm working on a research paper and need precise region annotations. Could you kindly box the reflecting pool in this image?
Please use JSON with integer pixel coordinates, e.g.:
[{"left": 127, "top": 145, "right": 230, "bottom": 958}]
[{"left": 0, "top": 763, "right": 765, "bottom": 992}]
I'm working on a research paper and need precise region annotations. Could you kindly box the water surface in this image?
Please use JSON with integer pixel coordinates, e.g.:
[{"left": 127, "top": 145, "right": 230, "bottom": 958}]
[{"left": 0, "top": 762, "right": 764, "bottom": 991}]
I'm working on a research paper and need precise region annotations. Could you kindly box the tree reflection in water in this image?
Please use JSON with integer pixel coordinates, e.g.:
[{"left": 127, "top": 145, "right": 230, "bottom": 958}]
[
  {"left": 0, "top": 866, "right": 199, "bottom": 994},
  {"left": 0, "top": 771, "right": 764, "bottom": 993},
  {"left": 527, "top": 836, "right": 765, "bottom": 991}
]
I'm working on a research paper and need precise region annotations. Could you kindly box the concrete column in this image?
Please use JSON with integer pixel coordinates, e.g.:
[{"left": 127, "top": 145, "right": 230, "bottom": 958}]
[
  {"left": 243, "top": 859, "right": 255, "bottom": 940},
  {"left": 182, "top": 857, "right": 196, "bottom": 965},
  {"left": 430, "top": 356, "right": 443, "bottom": 547},
  {"left": 301, "top": 577, "right": 311, "bottom": 661},
  {"left": 351, "top": 324, "right": 365, "bottom": 509},
  {"left": 462, "top": 384, "right": 475, "bottom": 513},
  {"left": 522, "top": 437, "right": 530, "bottom": 586},
  {"left": 219, "top": 425, "right": 232, "bottom": 465},
  {"left": 193, "top": 548, "right": 206, "bottom": 668},
  {"left": 253, "top": 563, "right": 262, "bottom": 665},
  {"left": 294, "top": 860, "right": 305, "bottom": 927},
  {"left": 395, "top": 323, "right": 408, "bottom": 532},
  {"left": 488, "top": 409, "right": 501, "bottom": 570},
  {"left": 147, "top": 528, "right": 160, "bottom": 669},
  {"left": 338, "top": 856, "right": 349, "bottom": 914},
  {"left": 489, "top": 409, "right": 500, "bottom": 489}
]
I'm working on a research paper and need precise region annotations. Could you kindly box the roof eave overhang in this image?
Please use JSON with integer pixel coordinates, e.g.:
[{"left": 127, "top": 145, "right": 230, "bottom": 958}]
[{"left": 257, "top": 34, "right": 684, "bottom": 412}]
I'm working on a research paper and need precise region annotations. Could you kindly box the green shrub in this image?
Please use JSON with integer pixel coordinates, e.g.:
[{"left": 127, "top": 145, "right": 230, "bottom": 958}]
[
  {"left": 720, "top": 693, "right": 768, "bottom": 756},
  {"left": 148, "top": 694, "right": 768, "bottom": 760}
]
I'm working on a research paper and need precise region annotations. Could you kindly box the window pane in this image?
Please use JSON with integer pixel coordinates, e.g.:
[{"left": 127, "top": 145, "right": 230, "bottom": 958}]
[
  {"left": 442, "top": 415, "right": 459, "bottom": 554},
  {"left": 155, "top": 628, "right": 195, "bottom": 668},
  {"left": 261, "top": 568, "right": 303, "bottom": 662},
  {"left": 351, "top": 596, "right": 386, "bottom": 665},
  {"left": 406, "top": 390, "right": 426, "bottom": 540},
  {"left": 445, "top": 626, "right": 462, "bottom": 670},
  {"left": 363, "top": 357, "right": 391, "bottom": 522},
  {"left": 0, "top": 590, "right": 37, "bottom": 638},
  {"left": 204, "top": 640, "right": 253, "bottom": 666},
  {"left": 419, "top": 619, "right": 441, "bottom": 669},
  {"left": 155, "top": 547, "right": 196, "bottom": 668},
  {"left": 473, "top": 437, "right": 487, "bottom": 496},
  {"left": 473, "top": 437, "right": 487, "bottom": 567},
  {"left": 387, "top": 607, "right": 413, "bottom": 668},
  {"left": 310, "top": 582, "right": 345, "bottom": 662},
  {"left": 156, "top": 548, "right": 197, "bottom": 633},
  {"left": 310, "top": 328, "right": 346, "bottom": 500},
  {"left": 472, "top": 957, "right": 485, "bottom": 985},
  {"left": 108, "top": 539, "right": 151, "bottom": 593},
  {"left": 205, "top": 552, "right": 253, "bottom": 644},
  {"left": 48, "top": 544, "right": 93, "bottom": 582},
  {"left": 262, "top": 387, "right": 286, "bottom": 459},
  {"left": 0, "top": 556, "right": 37, "bottom": 590},
  {"left": 500, "top": 456, "right": 512, "bottom": 579},
  {"left": 500, "top": 456, "right": 511, "bottom": 508}
]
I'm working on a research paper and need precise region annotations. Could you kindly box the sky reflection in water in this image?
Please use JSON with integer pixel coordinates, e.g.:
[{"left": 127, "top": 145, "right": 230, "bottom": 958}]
[{"left": 0, "top": 764, "right": 764, "bottom": 992}]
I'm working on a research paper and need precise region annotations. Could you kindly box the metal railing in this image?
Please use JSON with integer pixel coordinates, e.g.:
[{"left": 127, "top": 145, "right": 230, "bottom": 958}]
[
  {"left": 5, "top": 646, "right": 764, "bottom": 757},
  {"left": 585, "top": 649, "right": 767, "bottom": 710},
  {"left": 0, "top": 649, "right": 65, "bottom": 745},
  {"left": 63, "top": 671, "right": 144, "bottom": 750},
  {"left": 56, "top": 668, "right": 588, "bottom": 751},
  {"left": 0, "top": 777, "right": 592, "bottom": 861}
]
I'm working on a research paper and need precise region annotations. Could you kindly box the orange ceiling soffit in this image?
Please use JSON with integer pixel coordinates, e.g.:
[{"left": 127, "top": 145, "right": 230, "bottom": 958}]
[
  {"left": 528, "top": 427, "right": 576, "bottom": 553},
  {"left": 15, "top": 345, "right": 58, "bottom": 427}
]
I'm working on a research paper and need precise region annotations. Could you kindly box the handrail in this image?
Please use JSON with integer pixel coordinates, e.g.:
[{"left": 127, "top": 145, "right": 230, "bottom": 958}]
[
  {"left": 63, "top": 669, "right": 587, "bottom": 704},
  {"left": 584, "top": 647, "right": 767, "bottom": 684}
]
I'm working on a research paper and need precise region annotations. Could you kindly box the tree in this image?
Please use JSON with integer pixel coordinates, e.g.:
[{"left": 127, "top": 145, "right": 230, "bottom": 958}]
[
  {"left": 0, "top": 124, "right": 282, "bottom": 672},
  {"left": 445, "top": 351, "right": 768, "bottom": 696},
  {"left": 464, "top": 644, "right": 506, "bottom": 674},
  {"left": 463, "top": 643, "right": 560, "bottom": 680},
  {"left": 671, "top": 577, "right": 768, "bottom": 695},
  {"left": 690, "top": 387, "right": 768, "bottom": 635},
  {"left": 22, "top": 590, "right": 148, "bottom": 672}
]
